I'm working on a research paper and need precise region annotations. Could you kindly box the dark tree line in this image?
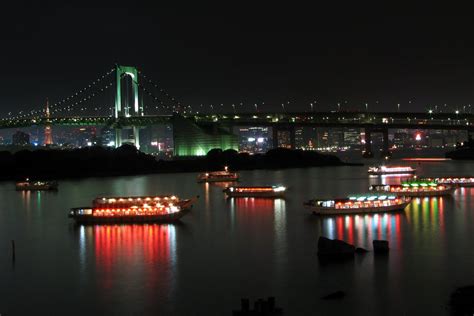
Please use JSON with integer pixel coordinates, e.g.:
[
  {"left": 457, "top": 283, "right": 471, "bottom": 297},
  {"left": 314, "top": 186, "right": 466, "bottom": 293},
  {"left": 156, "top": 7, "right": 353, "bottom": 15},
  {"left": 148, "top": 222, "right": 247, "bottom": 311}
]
[{"left": 0, "top": 145, "right": 350, "bottom": 180}]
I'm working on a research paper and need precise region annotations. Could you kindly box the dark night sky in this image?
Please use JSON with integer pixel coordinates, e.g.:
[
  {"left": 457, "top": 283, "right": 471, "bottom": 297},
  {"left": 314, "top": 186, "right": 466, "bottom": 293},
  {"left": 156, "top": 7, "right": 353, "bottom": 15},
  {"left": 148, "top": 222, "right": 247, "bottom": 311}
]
[{"left": 1, "top": 2, "right": 474, "bottom": 114}]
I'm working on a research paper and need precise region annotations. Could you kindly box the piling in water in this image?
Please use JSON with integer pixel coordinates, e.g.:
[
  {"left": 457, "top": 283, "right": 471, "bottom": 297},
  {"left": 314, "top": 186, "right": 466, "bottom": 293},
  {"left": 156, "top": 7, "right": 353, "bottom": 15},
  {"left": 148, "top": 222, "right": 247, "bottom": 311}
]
[{"left": 11, "top": 240, "right": 15, "bottom": 261}]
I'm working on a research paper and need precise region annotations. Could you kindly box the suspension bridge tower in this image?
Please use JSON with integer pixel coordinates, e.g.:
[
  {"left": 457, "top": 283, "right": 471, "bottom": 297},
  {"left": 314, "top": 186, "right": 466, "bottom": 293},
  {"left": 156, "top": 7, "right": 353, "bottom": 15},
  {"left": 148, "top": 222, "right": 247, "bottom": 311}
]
[
  {"left": 114, "top": 65, "right": 144, "bottom": 149},
  {"left": 44, "top": 98, "right": 53, "bottom": 145}
]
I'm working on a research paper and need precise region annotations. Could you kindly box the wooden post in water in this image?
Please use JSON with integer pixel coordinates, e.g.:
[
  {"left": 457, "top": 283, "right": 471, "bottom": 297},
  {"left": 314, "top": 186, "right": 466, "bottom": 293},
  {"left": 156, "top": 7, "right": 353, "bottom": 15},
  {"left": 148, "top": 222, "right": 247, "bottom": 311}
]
[{"left": 11, "top": 240, "right": 15, "bottom": 262}]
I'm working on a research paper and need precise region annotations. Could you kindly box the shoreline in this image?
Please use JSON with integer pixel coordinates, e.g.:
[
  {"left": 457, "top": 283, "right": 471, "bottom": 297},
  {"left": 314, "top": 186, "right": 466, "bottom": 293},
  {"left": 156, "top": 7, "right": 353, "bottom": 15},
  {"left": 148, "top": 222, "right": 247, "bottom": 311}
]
[{"left": 0, "top": 146, "right": 362, "bottom": 182}]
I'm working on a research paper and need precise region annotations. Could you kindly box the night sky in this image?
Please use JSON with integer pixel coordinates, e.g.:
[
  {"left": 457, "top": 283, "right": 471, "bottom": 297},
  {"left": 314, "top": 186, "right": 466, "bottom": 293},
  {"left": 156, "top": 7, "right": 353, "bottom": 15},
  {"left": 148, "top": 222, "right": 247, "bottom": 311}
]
[{"left": 1, "top": 3, "right": 474, "bottom": 114}]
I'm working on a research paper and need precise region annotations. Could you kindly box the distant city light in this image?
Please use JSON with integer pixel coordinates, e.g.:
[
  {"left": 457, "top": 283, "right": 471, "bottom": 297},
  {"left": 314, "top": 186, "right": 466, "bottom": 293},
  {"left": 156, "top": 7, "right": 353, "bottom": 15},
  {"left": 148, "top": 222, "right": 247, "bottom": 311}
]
[
  {"left": 257, "top": 137, "right": 264, "bottom": 143},
  {"left": 415, "top": 133, "right": 422, "bottom": 141},
  {"left": 151, "top": 141, "right": 158, "bottom": 146},
  {"left": 248, "top": 137, "right": 256, "bottom": 142},
  {"left": 107, "top": 141, "right": 115, "bottom": 147},
  {"left": 87, "top": 141, "right": 92, "bottom": 146}
]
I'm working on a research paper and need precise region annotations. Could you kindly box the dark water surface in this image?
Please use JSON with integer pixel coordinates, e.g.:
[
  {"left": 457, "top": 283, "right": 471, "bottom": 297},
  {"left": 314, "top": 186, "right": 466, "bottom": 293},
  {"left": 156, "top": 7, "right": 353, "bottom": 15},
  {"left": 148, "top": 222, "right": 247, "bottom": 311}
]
[{"left": 2, "top": 159, "right": 474, "bottom": 315}]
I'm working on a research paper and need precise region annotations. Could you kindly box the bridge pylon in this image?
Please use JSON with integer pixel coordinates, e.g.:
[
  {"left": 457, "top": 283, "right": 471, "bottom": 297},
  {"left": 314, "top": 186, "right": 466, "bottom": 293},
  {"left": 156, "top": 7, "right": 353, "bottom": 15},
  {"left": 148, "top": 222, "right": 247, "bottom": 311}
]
[{"left": 114, "top": 65, "right": 143, "bottom": 149}]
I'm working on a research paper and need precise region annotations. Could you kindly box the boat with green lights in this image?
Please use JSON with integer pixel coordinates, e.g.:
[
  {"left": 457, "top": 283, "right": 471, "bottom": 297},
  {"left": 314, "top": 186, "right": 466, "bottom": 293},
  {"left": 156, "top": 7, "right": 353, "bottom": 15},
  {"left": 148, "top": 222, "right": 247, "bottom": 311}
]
[
  {"left": 369, "top": 180, "right": 455, "bottom": 197},
  {"left": 304, "top": 194, "right": 411, "bottom": 215},
  {"left": 420, "top": 177, "right": 474, "bottom": 187}
]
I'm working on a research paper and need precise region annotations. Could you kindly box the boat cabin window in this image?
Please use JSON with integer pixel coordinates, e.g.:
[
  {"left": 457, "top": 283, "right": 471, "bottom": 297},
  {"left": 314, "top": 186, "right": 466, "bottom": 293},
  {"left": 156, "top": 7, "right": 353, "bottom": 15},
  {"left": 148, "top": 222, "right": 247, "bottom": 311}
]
[{"left": 318, "top": 200, "right": 334, "bottom": 207}]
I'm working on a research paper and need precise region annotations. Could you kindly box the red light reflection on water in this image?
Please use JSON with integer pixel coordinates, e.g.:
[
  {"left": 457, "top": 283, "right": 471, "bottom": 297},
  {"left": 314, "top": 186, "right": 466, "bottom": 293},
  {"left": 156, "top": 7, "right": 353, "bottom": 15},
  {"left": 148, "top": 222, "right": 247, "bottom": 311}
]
[
  {"left": 321, "top": 213, "right": 403, "bottom": 249},
  {"left": 88, "top": 224, "right": 176, "bottom": 294},
  {"left": 321, "top": 197, "right": 448, "bottom": 250},
  {"left": 232, "top": 197, "right": 277, "bottom": 210}
]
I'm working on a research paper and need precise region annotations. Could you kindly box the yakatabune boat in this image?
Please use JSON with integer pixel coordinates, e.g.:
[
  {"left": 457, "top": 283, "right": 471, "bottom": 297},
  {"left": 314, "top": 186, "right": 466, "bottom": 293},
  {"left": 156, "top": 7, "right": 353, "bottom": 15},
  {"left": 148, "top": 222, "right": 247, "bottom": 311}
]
[
  {"left": 304, "top": 194, "right": 411, "bottom": 215},
  {"left": 421, "top": 177, "right": 474, "bottom": 187},
  {"left": 223, "top": 185, "right": 286, "bottom": 198},
  {"left": 370, "top": 180, "right": 455, "bottom": 197},
  {"left": 69, "top": 195, "right": 198, "bottom": 224},
  {"left": 15, "top": 179, "right": 58, "bottom": 191},
  {"left": 197, "top": 166, "right": 239, "bottom": 183},
  {"left": 368, "top": 165, "right": 416, "bottom": 175}
]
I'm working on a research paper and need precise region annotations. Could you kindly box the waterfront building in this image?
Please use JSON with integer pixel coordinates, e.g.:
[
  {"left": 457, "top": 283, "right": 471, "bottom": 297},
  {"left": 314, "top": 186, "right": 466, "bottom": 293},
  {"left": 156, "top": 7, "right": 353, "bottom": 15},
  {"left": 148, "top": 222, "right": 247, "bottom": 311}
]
[
  {"left": 237, "top": 126, "right": 271, "bottom": 153},
  {"left": 12, "top": 131, "right": 30, "bottom": 146},
  {"left": 173, "top": 115, "right": 238, "bottom": 156}
]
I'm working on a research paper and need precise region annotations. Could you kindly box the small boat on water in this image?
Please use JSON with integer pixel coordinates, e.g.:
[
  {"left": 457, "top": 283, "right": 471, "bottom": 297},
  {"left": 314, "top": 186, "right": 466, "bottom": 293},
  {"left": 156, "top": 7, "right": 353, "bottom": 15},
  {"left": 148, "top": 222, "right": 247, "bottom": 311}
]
[
  {"left": 420, "top": 177, "right": 474, "bottom": 187},
  {"left": 370, "top": 180, "right": 455, "bottom": 197},
  {"left": 304, "top": 194, "right": 411, "bottom": 215},
  {"left": 16, "top": 179, "right": 58, "bottom": 191},
  {"left": 197, "top": 166, "right": 239, "bottom": 183},
  {"left": 69, "top": 195, "right": 198, "bottom": 224},
  {"left": 368, "top": 165, "right": 416, "bottom": 175},
  {"left": 223, "top": 185, "right": 286, "bottom": 198}
]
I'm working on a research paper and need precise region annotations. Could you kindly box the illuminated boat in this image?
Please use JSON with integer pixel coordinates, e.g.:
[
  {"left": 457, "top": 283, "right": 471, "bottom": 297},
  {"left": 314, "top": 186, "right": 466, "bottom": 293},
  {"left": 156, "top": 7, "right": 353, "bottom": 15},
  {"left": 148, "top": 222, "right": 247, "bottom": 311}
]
[
  {"left": 197, "top": 166, "right": 239, "bottom": 183},
  {"left": 304, "top": 194, "right": 411, "bottom": 215},
  {"left": 370, "top": 180, "right": 455, "bottom": 197},
  {"left": 68, "top": 195, "right": 199, "bottom": 224},
  {"left": 15, "top": 179, "right": 58, "bottom": 191},
  {"left": 223, "top": 185, "right": 286, "bottom": 198},
  {"left": 421, "top": 177, "right": 474, "bottom": 187},
  {"left": 368, "top": 165, "right": 416, "bottom": 175}
]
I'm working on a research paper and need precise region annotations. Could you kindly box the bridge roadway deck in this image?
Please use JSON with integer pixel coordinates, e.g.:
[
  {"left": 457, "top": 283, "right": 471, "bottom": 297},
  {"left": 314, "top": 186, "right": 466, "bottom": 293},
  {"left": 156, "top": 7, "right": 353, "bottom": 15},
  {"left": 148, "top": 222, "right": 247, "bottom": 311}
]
[{"left": 0, "top": 112, "right": 473, "bottom": 131}]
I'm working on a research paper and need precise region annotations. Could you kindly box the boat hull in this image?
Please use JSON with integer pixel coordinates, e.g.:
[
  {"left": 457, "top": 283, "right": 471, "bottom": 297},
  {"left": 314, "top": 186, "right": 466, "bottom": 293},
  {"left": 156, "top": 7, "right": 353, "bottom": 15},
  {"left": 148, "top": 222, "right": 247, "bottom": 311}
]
[
  {"left": 197, "top": 177, "right": 239, "bottom": 183},
  {"left": 70, "top": 209, "right": 190, "bottom": 224},
  {"left": 368, "top": 170, "right": 416, "bottom": 175},
  {"left": 307, "top": 201, "right": 411, "bottom": 215},
  {"left": 225, "top": 191, "right": 285, "bottom": 198}
]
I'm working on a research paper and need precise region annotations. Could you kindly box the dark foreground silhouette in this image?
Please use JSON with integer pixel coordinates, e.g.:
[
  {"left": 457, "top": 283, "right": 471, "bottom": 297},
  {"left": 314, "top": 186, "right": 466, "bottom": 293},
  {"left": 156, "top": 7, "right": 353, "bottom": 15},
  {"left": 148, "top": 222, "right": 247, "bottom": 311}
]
[
  {"left": 446, "top": 138, "right": 474, "bottom": 159},
  {"left": 0, "top": 145, "right": 358, "bottom": 180}
]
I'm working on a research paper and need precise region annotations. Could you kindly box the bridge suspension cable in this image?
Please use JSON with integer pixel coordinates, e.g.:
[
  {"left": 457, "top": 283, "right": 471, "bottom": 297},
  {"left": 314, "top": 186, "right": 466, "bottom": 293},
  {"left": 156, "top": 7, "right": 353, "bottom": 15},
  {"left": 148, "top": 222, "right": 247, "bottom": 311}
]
[
  {"left": 4, "top": 67, "right": 116, "bottom": 120},
  {"left": 137, "top": 70, "right": 184, "bottom": 113}
]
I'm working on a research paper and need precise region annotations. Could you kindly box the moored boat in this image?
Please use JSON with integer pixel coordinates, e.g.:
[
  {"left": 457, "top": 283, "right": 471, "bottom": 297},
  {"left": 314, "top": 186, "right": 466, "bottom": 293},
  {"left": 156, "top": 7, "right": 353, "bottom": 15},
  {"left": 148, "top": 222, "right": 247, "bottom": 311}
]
[
  {"left": 223, "top": 185, "right": 286, "bottom": 198},
  {"left": 16, "top": 179, "right": 58, "bottom": 191},
  {"left": 370, "top": 180, "right": 455, "bottom": 197},
  {"left": 304, "top": 194, "right": 411, "bottom": 215},
  {"left": 368, "top": 165, "right": 416, "bottom": 175},
  {"left": 421, "top": 176, "right": 474, "bottom": 187},
  {"left": 197, "top": 166, "right": 239, "bottom": 183},
  {"left": 69, "top": 195, "right": 198, "bottom": 224}
]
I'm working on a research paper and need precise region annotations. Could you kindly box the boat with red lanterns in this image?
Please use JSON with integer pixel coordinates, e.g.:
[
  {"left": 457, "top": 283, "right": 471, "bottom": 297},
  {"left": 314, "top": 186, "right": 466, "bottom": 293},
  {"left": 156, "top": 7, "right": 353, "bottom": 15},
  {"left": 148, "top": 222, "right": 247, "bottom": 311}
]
[
  {"left": 197, "top": 166, "right": 239, "bottom": 183},
  {"left": 304, "top": 194, "right": 411, "bottom": 215},
  {"left": 420, "top": 177, "right": 474, "bottom": 187},
  {"left": 368, "top": 165, "right": 416, "bottom": 175},
  {"left": 369, "top": 180, "right": 455, "bottom": 197},
  {"left": 223, "top": 185, "right": 286, "bottom": 198},
  {"left": 69, "top": 195, "right": 198, "bottom": 224}
]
